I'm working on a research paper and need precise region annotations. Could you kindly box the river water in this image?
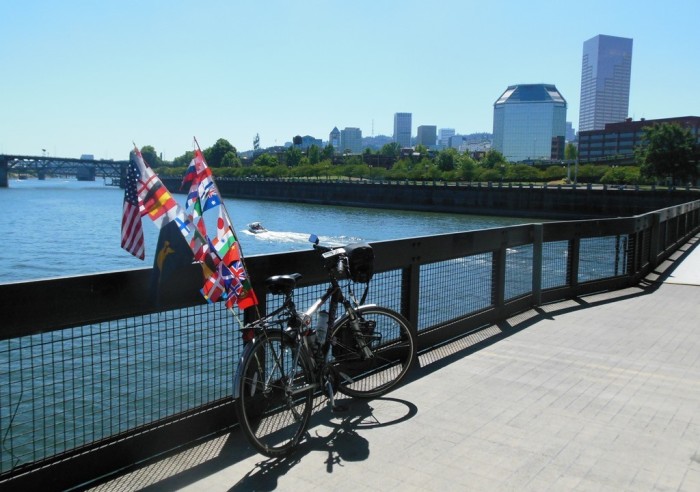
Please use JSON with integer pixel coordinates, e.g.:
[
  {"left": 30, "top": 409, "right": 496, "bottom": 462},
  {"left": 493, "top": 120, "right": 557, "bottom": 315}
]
[{"left": 0, "top": 178, "right": 537, "bottom": 283}]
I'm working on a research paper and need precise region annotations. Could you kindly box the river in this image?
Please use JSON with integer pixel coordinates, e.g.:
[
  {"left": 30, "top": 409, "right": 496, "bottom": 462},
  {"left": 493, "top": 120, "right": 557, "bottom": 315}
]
[{"left": 0, "top": 178, "right": 537, "bottom": 283}]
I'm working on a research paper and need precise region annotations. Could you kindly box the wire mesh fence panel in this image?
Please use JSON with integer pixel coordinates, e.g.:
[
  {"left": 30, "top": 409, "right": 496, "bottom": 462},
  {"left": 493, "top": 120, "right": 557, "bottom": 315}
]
[
  {"left": 542, "top": 240, "right": 569, "bottom": 289},
  {"left": 505, "top": 244, "right": 533, "bottom": 301},
  {"left": 578, "top": 235, "right": 631, "bottom": 283},
  {"left": 418, "top": 253, "right": 493, "bottom": 331},
  {"left": 0, "top": 303, "right": 238, "bottom": 473}
]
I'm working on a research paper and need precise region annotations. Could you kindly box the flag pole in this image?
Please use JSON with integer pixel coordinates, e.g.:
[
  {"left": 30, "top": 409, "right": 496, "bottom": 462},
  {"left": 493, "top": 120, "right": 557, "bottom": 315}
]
[{"left": 193, "top": 137, "right": 261, "bottom": 319}]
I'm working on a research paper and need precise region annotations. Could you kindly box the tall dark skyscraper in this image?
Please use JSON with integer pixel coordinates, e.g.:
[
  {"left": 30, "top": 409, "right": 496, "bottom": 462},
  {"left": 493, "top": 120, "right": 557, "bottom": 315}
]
[{"left": 579, "top": 34, "right": 633, "bottom": 132}]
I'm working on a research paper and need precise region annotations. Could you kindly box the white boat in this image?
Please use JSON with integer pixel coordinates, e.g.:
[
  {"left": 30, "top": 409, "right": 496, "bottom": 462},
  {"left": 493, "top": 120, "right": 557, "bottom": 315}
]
[{"left": 248, "top": 222, "right": 267, "bottom": 234}]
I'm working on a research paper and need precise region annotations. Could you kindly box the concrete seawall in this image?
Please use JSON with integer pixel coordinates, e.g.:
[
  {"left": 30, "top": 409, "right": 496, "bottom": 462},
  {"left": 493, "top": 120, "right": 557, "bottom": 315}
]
[{"left": 163, "top": 178, "right": 699, "bottom": 219}]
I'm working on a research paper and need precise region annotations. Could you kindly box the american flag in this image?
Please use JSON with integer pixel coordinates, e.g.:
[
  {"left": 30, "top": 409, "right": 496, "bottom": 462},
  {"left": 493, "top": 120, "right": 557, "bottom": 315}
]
[{"left": 121, "top": 157, "right": 145, "bottom": 259}]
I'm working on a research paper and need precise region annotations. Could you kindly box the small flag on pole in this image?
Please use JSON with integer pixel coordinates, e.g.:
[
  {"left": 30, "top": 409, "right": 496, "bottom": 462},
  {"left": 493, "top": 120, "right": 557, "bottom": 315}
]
[
  {"left": 132, "top": 146, "right": 190, "bottom": 233},
  {"left": 121, "top": 157, "right": 145, "bottom": 259}
]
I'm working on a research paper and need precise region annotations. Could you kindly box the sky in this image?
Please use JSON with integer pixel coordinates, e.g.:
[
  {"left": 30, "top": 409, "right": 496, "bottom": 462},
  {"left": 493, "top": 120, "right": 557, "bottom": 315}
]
[{"left": 1, "top": 0, "right": 699, "bottom": 161}]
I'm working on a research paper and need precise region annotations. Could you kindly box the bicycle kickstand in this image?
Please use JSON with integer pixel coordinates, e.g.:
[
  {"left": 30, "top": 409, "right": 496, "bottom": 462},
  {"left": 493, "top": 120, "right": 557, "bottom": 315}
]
[{"left": 325, "top": 376, "right": 348, "bottom": 413}]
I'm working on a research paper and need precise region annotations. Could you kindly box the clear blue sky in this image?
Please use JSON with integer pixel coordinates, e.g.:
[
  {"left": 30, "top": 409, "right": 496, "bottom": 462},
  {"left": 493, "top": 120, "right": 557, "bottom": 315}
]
[{"left": 1, "top": 0, "right": 698, "bottom": 161}]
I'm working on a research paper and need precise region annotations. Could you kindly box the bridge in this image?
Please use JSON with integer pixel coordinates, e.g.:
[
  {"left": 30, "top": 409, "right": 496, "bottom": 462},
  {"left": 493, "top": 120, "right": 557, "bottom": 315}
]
[{"left": 0, "top": 154, "right": 129, "bottom": 187}]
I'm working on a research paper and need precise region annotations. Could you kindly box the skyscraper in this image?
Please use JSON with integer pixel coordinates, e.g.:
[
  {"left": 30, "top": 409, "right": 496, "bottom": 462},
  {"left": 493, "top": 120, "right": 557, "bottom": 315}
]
[
  {"left": 416, "top": 125, "right": 437, "bottom": 148},
  {"left": 579, "top": 34, "right": 633, "bottom": 132},
  {"left": 438, "top": 128, "right": 455, "bottom": 149},
  {"left": 393, "top": 113, "right": 412, "bottom": 147},
  {"left": 340, "top": 127, "right": 363, "bottom": 154},
  {"left": 328, "top": 127, "right": 340, "bottom": 152},
  {"left": 492, "top": 84, "right": 567, "bottom": 162}
]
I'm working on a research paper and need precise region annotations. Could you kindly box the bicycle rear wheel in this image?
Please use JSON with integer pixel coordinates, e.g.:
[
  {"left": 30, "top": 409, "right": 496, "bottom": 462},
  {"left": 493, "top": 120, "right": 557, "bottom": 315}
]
[
  {"left": 329, "top": 305, "right": 416, "bottom": 398},
  {"left": 234, "top": 330, "right": 314, "bottom": 457}
]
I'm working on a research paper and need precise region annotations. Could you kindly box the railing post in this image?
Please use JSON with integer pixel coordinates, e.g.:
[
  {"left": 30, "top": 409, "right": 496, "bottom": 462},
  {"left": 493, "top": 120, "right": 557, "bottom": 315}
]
[
  {"left": 648, "top": 212, "right": 661, "bottom": 269},
  {"left": 532, "top": 224, "right": 543, "bottom": 306},
  {"left": 402, "top": 264, "right": 420, "bottom": 333},
  {"left": 0, "top": 157, "right": 8, "bottom": 188},
  {"left": 568, "top": 237, "right": 580, "bottom": 290},
  {"left": 492, "top": 235, "right": 507, "bottom": 311}
]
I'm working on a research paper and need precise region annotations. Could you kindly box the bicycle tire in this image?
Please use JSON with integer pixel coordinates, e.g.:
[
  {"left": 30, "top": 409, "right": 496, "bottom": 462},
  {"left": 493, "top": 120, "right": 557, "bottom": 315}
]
[
  {"left": 329, "top": 305, "right": 416, "bottom": 399},
  {"left": 234, "top": 330, "right": 314, "bottom": 457}
]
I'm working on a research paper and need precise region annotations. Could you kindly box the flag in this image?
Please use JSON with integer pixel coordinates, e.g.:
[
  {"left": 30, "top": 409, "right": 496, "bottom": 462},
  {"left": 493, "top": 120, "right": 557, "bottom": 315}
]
[
  {"left": 201, "top": 262, "right": 230, "bottom": 303},
  {"left": 212, "top": 206, "right": 241, "bottom": 265},
  {"left": 186, "top": 140, "right": 259, "bottom": 311},
  {"left": 181, "top": 149, "right": 212, "bottom": 189},
  {"left": 132, "top": 147, "right": 190, "bottom": 233},
  {"left": 121, "top": 157, "right": 145, "bottom": 259},
  {"left": 150, "top": 220, "right": 195, "bottom": 304},
  {"left": 183, "top": 151, "right": 220, "bottom": 221},
  {"left": 225, "top": 260, "right": 259, "bottom": 310},
  {"left": 189, "top": 218, "right": 210, "bottom": 263}
]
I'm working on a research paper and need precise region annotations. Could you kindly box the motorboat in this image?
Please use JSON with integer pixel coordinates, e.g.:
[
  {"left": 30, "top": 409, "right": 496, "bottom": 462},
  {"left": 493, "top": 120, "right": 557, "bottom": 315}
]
[{"left": 248, "top": 222, "right": 268, "bottom": 234}]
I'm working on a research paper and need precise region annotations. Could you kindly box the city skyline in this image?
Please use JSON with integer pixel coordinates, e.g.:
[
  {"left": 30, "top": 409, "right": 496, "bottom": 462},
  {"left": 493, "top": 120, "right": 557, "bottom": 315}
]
[{"left": 1, "top": 1, "right": 699, "bottom": 161}]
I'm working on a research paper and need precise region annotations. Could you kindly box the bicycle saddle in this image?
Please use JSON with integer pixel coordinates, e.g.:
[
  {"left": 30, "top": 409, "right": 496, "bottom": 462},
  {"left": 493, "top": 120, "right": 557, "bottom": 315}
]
[{"left": 266, "top": 273, "right": 302, "bottom": 295}]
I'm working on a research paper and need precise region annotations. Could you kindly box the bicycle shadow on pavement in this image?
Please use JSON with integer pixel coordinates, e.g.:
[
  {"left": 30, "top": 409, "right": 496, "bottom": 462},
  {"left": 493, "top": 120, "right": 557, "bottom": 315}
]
[{"left": 227, "top": 396, "right": 418, "bottom": 492}]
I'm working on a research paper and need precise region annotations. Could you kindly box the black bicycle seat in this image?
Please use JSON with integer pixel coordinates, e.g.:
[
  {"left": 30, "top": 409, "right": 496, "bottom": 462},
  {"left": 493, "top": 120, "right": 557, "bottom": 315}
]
[{"left": 266, "top": 273, "right": 302, "bottom": 295}]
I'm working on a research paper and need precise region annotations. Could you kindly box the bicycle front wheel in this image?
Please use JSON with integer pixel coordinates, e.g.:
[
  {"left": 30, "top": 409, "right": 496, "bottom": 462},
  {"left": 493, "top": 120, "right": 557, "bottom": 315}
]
[
  {"left": 234, "top": 330, "right": 314, "bottom": 457},
  {"left": 329, "top": 305, "right": 416, "bottom": 399}
]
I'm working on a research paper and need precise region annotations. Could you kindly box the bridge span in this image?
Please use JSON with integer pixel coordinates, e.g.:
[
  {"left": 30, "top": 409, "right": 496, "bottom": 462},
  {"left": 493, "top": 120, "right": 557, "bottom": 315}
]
[{"left": 0, "top": 153, "right": 129, "bottom": 187}]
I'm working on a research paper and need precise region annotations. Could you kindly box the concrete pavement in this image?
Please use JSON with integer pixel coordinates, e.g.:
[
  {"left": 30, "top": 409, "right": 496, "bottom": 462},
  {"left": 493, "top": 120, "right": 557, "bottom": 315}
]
[{"left": 91, "top": 234, "right": 700, "bottom": 491}]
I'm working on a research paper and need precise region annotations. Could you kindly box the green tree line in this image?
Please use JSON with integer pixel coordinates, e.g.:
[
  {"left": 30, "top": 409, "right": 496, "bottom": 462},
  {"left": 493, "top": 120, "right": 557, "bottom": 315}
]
[{"left": 142, "top": 123, "right": 698, "bottom": 186}]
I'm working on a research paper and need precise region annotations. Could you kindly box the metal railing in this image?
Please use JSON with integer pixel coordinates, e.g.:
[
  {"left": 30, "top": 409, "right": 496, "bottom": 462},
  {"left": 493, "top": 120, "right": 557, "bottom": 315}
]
[{"left": 1, "top": 200, "right": 699, "bottom": 490}]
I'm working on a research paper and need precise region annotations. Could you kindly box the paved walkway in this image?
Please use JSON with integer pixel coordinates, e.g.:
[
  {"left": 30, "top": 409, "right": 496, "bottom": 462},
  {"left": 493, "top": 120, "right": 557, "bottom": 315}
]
[{"left": 92, "top": 235, "right": 700, "bottom": 492}]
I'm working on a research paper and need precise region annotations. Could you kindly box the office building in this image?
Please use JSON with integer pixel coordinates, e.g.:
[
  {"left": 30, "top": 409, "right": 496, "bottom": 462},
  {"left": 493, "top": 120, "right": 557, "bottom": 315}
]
[
  {"left": 340, "top": 127, "right": 363, "bottom": 154},
  {"left": 577, "top": 116, "right": 700, "bottom": 163},
  {"left": 579, "top": 34, "right": 633, "bottom": 132},
  {"left": 394, "top": 113, "right": 412, "bottom": 147},
  {"left": 492, "top": 84, "right": 568, "bottom": 162},
  {"left": 298, "top": 135, "right": 323, "bottom": 150},
  {"left": 438, "top": 128, "right": 455, "bottom": 149},
  {"left": 328, "top": 127, "right": 340, "bottom": 152},
  {"left": 416, "top": 125, "right": 437, "bottom": 148}
]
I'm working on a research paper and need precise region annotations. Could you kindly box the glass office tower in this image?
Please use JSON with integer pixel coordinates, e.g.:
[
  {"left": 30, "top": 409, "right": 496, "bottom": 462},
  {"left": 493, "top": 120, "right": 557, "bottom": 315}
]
[
  {"left": 393, "top": 113, "right": 412, "bottom": 147},
  {"left": 579, "top": 34, "right": 633, "bottom": 132},
  {"left": 492, "top": 84, "right": 567, "bottom": 162}
]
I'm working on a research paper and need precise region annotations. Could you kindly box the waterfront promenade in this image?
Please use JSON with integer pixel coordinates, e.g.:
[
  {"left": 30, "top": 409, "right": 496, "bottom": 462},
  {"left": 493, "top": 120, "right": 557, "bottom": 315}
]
[{"left": 93, "top": 235, "right": 700, "bottom": 492}]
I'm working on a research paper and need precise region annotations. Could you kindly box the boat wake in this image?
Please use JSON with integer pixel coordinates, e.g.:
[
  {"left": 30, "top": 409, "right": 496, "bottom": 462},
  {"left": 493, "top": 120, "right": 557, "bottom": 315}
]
[{"left": 243, "top": 229, "right": 362, "bottom": 247}]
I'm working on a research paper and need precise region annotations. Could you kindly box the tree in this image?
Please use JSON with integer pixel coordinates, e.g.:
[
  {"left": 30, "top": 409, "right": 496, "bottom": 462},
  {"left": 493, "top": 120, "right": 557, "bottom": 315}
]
[
  {"left": 321, "top": 144, "right": 335, "bottom": 160},
  {"left": 638, "top": 123, "right": 697, "bottom": 185},
  {"left": 308, "top": 145, "right": 321, "bottom": 165},
  {"left": 221, "top": 150, "right": 241, "bottom": 168},
  {"left": 565, "top": 142, "right": 578, "bottom": 162},
  {"left": 140, "top": 145, "right": 161, "bottom": 168},
  {"left": 544, "top": 165, "right": 566, "bottom": 182},
  {"left": 481, "top": 149, "right": 507, "bottom": 169},
  {"left": 506, "top": 164, "right": 541, "bottom": 182},
  {"left": 285, "top": 146, "right": 303, "bottom": 167},
  {"left": 380, "top": 142, "right": 401, "bottom": 159},
  {"left": 205, "top": 138, "right": 236, "bottom": 168},
  {"left": 253, "top": 153, "right": 279, "bottom": 167},
  {"left": 457, "top": 154, "right": 477, "bottom": 181},
  {"left": 172, "top": 150, "right": 194, "bottom": 167},
  {"left": 436, "top": 148, "right": 458, "bottom": 172}
]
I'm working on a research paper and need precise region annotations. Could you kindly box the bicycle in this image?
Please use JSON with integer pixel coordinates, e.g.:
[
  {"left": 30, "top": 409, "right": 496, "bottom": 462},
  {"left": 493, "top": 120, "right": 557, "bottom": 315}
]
[{"left": 233, "top": 235, "right": 417, "bottom": 457}]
